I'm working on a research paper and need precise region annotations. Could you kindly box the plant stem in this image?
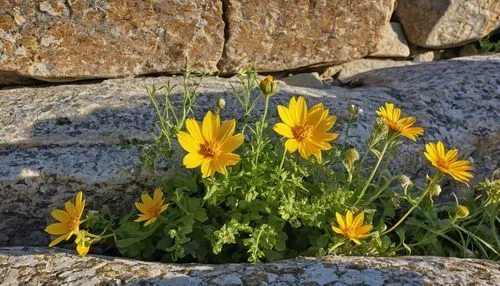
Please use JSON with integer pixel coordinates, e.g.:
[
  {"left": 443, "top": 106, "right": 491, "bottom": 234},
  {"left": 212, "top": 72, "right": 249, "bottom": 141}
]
[
  {"left": 380, "top": 173, "right": 441, "bottom": 236},
  {"left": 354, "top": 140, "right": 390, "bottom": 206},
  {"left": 278, "top": 147, "right": 288, "bottom": 174},
  {"left": 253, "top": 95, "right": 270, "bottom": 166}
]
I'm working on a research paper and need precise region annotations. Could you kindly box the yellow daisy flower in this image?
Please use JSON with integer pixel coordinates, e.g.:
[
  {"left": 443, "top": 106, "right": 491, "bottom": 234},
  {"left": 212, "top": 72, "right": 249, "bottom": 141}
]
[
  {"left": 273, "top": 96, "right": 338, "bottom": 161},
  {"left": 376, "top": 102, "right": 424, "bottom": 141},
  {"left": 135, "top": 188, "right": 169, "bottom": 226},
  {"left": 178, "top": 111, "right": 244, "bottom": 178},
  {"left": 332, "top": 210, "right": 373, "bottom": 245},
  {"left": 424, "top": 141, "right": 473, "bottom": 183},
  {"left": 45, "top": 191, "right": 85, "bottom": 247}
]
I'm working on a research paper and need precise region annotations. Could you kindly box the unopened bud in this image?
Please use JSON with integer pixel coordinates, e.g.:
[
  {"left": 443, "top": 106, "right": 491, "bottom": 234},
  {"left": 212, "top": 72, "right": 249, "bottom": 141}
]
[
  {"left": 399, "top": 175, "right": 413, "bottom": 190},
  {"left": 374, "top": 117, "right": 389, "bottom": 137},
  {"left": 456, "top": 204, "right": 469, "bottom": 219},
  {"left": 348, "top": 104, "right": 360, "bottom": 117},
  {"left": 216, "top": 98, "right": 226, "bottom": 110},
  {"left": 346, "top": 147, "right": 360, "bottom": 164},
  {"left": 259, "top": 75, "right": 278, "bottom": 97},
  {"left": 429, "top": 184, "right": 442, "bottom": 197}
]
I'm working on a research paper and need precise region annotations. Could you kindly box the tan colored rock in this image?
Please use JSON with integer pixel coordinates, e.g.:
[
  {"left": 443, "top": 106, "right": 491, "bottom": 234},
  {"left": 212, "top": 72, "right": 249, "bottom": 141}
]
[
  {"left": 413, "top": 51, "right": 440, "bottom": 63},
  {"left": 280, "top": 72, "right": 323, "bottom": 88},
  {"left": 321, "top": 59, "right": 415, "bottom": 82},
  {"left": 218, "top": 0, "right": 396, "bottom": 72},
  {"left": 0, "top": 0, "right": 224, "bottom": 85},
  {"left": 397, "top": 0, "right": 500, "bottom": 48},
  {"left": 370, "top": 22, "right": 410, "bottom": 58}
]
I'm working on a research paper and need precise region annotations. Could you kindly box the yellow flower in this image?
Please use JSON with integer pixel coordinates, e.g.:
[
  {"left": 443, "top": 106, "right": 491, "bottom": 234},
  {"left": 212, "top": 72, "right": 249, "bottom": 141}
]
[
  {"left": 178, "top": 111, "right": 244, "bottom": 177},
  {"left": 135, "top": 188, "right": 169, "bottom": 226},
  {"left": 332, "top": 210, "right": 373, "bottom": 245},
  {"left": 424, "top": 141, "right": 473, "bottom": 183},
  {"left": 376, "top": 102, "right": 424, "bottom": 141},
  {"left": 259, "top": 75, "right": 278, "bottom": 97},
  {"left": 273, "top": 96, "right": 338, "bottom": 161},
  {"left": 45, "top": 191, "right": 85, "bottom": 247},
  {"left": 456, "top": 204, "right": 470, "bottom": 219}
]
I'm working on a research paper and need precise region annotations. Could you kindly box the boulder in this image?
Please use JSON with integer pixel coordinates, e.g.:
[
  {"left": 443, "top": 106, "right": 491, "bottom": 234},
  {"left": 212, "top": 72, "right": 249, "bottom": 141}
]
[
  {"left": 218, "top": 0, "right": 396, "bottom": 72},
  {"left": 0, "top": 55, "right": 499, "bottom": 246},
  {"left": 397, "top": 0, "right": 500, "bottom": 48},
  {"left": 369, "top": 22, "right": 411, "bottom": 58},
  {"left": 321, "top": 59, "right": 415, "bottom": 82},
  {"left": 0, "top": 0, "right": 224, "bottom": 85},
  {"left": 0, "top": 247, "right": 498, "bottom": 285}
]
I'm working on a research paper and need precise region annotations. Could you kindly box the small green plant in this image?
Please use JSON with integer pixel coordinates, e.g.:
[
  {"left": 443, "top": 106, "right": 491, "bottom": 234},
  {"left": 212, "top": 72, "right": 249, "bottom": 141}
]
[
  {"left": 45, "top": 70, "right": 499, "bottom": 262},
  {"left": 478, "top": 36, "right": 500, "bottom": 53}
]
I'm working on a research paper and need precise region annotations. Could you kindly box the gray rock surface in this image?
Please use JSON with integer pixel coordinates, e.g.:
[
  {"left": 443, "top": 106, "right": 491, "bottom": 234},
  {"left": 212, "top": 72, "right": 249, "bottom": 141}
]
[
  {"left": 0, "top": 247, "right": 499, "bottom": 285},
  {"left": 369, "top": 22, "right": 411, "bottom": 58},
  {"left": 0, "top": 54, "right": 499, "bottom": 247},
  {"left": 397, "top": 0, "right": 500, "bottom": 48},
  {"left": 321, "top": 59, "right": 415, "bottom": 82}
]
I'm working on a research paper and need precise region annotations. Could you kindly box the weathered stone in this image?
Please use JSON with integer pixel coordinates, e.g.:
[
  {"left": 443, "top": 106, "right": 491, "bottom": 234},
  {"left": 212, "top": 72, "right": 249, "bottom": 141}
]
[
  {"left": 0, "top": 247, "right": 498, "bottom": 285},
  {"left": 321, "top": 59, "right": 415, "bottom": 82},
  {"left": 0, "top": 55, "right": 499, "bottom": 246},
  {"left": 0, "top": 0, "right": 224, "bottom": 85},
  {"left": 413, "top": 51, "right": 440, "bottom": 63},
  {"left": 218, "top": 0, "right": 396, "bottom": 72},
  {"left": 397, "top": 0, "right": 500, "bottom": 48},
  {"left": 459, "top": 43, "right": 481, "bottom": 57},
  {"left": 280, "top": 72, "right": 323, "bottom": 88},
  {"left": 370, "top": 22, "right": 410, "bottom": 58}
]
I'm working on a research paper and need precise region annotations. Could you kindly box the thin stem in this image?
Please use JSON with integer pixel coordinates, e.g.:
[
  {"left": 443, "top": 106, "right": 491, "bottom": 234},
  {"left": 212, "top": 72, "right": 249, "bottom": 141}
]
[
  {"left": 253, "top": 95, "right": 270, "bottom": 166},
  {"left": 381, "top": 173, "right": 441, "bottom": 236},
  {"left": 278, "top": 147, "right": 288, "bottom": 173},
  {"left": 354, "top": 140, "right": 390, "bottom": 206}
]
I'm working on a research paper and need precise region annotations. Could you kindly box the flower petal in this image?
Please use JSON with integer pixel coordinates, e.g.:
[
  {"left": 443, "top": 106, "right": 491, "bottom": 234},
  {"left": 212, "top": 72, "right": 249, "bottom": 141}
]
[
  {"left": 183, "top": 152, "right": 205, "bottom": 168},
  {"left": 346, "top": 210, "right": 353, "bottom": 226},
  {"left": 221, "top": 133, "right": 244, "bottom": 153},
  {"left": 335, "top": 212, "right": 345, "bottom": 228},
  {"left": 218, "top": 119, "right": 236, "bottom": 141},
  {"left": 273, "top": 123, "right": 294, "bottom": 138},
  {"left": 49, "top": 235, "right": 67, "bottom": 247},
  {"left": 45, "top": 223, "right": 69, "bottom": 235},
  {"left": 202, "top": 111, "right": 217, "bottom": 142},
  {"left": 178, "top": 132, "right": 201, "bottom": 153},
  {"left": 51, "top": 209, "right": 69, "bottom": 223},
  {"left": 185, "top": 118, "right": 204, "bottom": 142},
  {"left": 277, "top": 105, "right": 295, "bottom": 126},
  {"left": 285, "top": 139, "right": 299, "bottom": 153}
]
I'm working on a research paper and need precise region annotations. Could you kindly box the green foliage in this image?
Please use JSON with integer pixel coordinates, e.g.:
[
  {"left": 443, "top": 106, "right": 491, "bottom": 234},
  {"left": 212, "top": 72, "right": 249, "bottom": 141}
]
[
  {"left": 478, "top": 37, "right": 500, "bottom": 53},
  {"left": 76, "top": 69, "right": 498, "bottom": 263}
]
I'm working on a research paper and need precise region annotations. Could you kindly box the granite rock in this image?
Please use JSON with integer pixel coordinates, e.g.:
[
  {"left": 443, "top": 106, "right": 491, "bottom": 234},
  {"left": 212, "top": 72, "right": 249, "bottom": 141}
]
[
  {"left": 321, "top": 59, "right": 415, "bottom": 82},
  {"left": 0, "top": 55, "right": 499, "bottom": 246},
  {"left": 397, "top": 0, "right": 500, "bottom": 48},
  {"left": 370, "top": 22, "right": 411, "bottom": 58},
  {"left": 0, "top": 0, "right": 224, "bottom": 85},
  {"left": 280, "top": 72, "right": 323, "bottom": 88},
  {"left": 0, "top": 247, "right": 499, "bottom": 285},
  {"left": 218, "top": 0, "right": 396, "bottom": 72}
]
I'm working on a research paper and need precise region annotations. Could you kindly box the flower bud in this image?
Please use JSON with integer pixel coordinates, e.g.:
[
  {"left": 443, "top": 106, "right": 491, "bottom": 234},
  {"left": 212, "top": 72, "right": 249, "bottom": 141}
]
[
  {"left": 348, "top": 104, "right": 360, "bottom": 117},
  {"left": 259, "top": 75, "right": 278, "bottom": 97},
  {"left": 216, "top": 98, "right": 226, "bottom": 110},
  {"left": 76, "top": 241, "right": 90, "bottom": 256},
  {"left": 75, "top": 231, "right": 91, "bottom": 257},
  {"left": 399, "top": 175, "right": 413, "bottom": 190},
  {"left": 429, "top": 184, "right": 442, "bottom": 197},
  {"left": 456, "top": 204, "right": 469, "bottom": 219},
  {"left": 345, "top": 147, "right": 360, "bottom": 164}
]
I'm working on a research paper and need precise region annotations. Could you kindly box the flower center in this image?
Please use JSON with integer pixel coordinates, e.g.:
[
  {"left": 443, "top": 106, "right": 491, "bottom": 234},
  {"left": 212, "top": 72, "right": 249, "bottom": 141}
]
[
  {"left": 343, "top": 227, "right": 357, "bottom": 238},
  {"left": 292, "top": 125, "right": 314, "bottom": 141},
  {"left": 436, "top": 158, "right": 450, "bottom": 169},
  {"left": 67, "top": 216, "right": 80, "bottom": 231},
  {"left": 200, "top": 142, "right": 222, "bottom": 158},
  {"left": 149, "top": 204, "right": 162, "bottom": 217},
  {"left": 387, "top": 120, "right": 402, "bottom": 132}
]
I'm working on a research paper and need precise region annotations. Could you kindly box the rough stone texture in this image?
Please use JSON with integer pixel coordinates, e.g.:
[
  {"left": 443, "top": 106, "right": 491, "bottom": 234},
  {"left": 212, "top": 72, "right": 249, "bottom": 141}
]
[
  {"left": 218, "top": 0, "right": 396, "bottom": 72},
  {"left": 397, "top": 0, "right": 500, "bottom": 48},
  {"left": 370, "top": 22, "right": 410, "bottom": 58},
  {"left": 0, "top": 55, "right": 499, "bottom": 246},
  {"left": 0, "top": 0, "right": 224, "bottom": 85},
  {"left": 321, "top": 59, "right": 415, "bottom": 82},
  {"left": 0, "top": 247, "right": 499, "bottom": 285},
  {"left": 280, "top": 72, "right": 323, "bottom": 88}
]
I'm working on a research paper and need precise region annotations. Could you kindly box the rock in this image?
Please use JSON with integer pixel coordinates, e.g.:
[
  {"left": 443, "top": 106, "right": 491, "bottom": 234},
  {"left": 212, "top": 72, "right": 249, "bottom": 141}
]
[
  {"left": 0, "top": 247, "right": 498, "bottom": 285},
  {"left": 280, "top": 72, "right": 323, "bottom": 88},
  {"left": 218, "top": 0, "right": 396, "bottom": 72},
  {"left": 397, "top": 0, "right": 500, "bottom": 48},
  {"left": 370, "top": 22, "right": 410, "bottom": 58},
  {"left": 413, "top": 51, "right": 440, "bottom": 63},
  {"left": 1, "top": 55, "right": 499, "bottom": 246},
  {"left": 460, "top": 43, "right": 481, "bottom": 57},
  {"left": 0, "top": 1, "right": 224, "bottom": 85},
  {"left": 321, "top": 59, "right": 415, "bottom": 82}
]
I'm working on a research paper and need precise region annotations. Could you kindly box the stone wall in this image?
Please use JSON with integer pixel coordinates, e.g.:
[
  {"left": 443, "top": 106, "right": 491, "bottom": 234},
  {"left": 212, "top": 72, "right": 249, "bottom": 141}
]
[{"left": 1, "top": 0, "right": 499, "bottom": 85}]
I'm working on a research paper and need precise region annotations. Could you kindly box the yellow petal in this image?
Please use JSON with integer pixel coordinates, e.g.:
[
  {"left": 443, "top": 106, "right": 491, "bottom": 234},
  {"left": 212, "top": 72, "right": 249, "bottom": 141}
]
[
  {"left": 335, "top": 212, "right": 345, "bottom": 228},
  {"left": 143, "top": 217, "right": 157, "bottom": 227},
  {"left": 352, "top": 212, "right": 364, "bottom": 228},
  {"left": 357, "top": 225, "right": 373, "bottom": 234},
  {"left": 218, "top": 153, "right": 240, "bottom": 166},
  {"left": 134, "top": 214, "right": 150, "bottom": 222},
  {"left": 295, "top": 96, "right": 308, "bottom": 123},
  {"left": 351, "top": 238, "right": 362, "bottom": 245},
  {"left": 346, "top": 210, "right": 353, "bottom": 226},
  {"left": 201, "top": 159, "right": 214, "bottom": 178},
  {"left": 141, "top": 193, "right": 153, "bottom": 205},
  {"left": 183, "top": 152, "right": 205, "bottom": 168},
  {"left": 153, "top": 188, "right": 163, "bottom": 202},
  {"left": 178, "top": 132, "right": 201, "bottom": 153},
  {"left": 273, "top": 123, "right": 294, "bottom": 138},
  {"left": 49, "top": 235, "right": 67, "bottom": 247},
  {"left": 221, "top": 133, "right": 244, "bottom": 153},
  {"left": 202, "top": 111, "right": 218, "bottom": 142},
  {"left": 65, "top": 201, "right": 76, "bottom": 215},
  {"left": 75, "top": 192, "right": 83, "bottom": 212},
  {"left": 185, "top": 118, "right": 204, "bottom": 142},
  {"left": 332, "top": 227, "right": 344, "bottom": 235},
  {"left": 437, "top": 141, "right": 446, "bottom": 158},
  {"left": 277, "top": 105, "right": 295, "bottom": 126},
  {"left": 45, "top": 223, "right": 69, "bottom": 235},
  {"left": 51, "top": 209, "right": 69, "bottom": 223},
  {"left": 217, "top": 119, "right": 236, "bottom": 141},
  {"left": 284, "top": 139, "right": 299, "bottom": 153},
  {"left": 135, "top": 202, "right": 149, "bottom": 214}
]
